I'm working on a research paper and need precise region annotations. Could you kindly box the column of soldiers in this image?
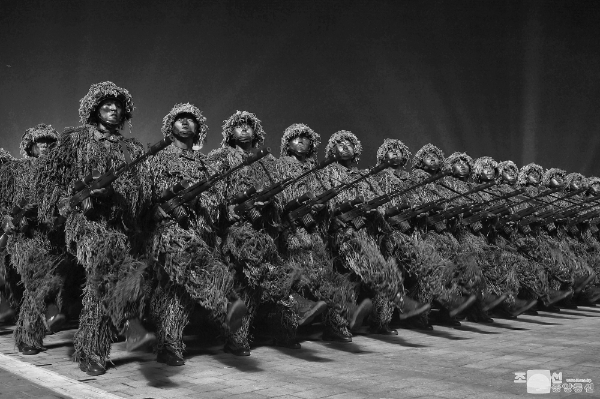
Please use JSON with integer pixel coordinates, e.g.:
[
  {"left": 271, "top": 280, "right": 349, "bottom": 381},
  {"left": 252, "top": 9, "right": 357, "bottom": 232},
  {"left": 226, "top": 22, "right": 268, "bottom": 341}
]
[{"left": 1, "top": 81, "right": 599, "bottom": 376}]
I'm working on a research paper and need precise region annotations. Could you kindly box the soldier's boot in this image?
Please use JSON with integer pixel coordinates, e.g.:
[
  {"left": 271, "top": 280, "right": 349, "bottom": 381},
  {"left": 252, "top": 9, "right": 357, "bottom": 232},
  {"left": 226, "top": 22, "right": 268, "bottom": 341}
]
[
  {"left": 510, "top": 298, "right": 538, "bottom": 317},
  {"left": 292, "top": 294, "right": 327, "bottom": 327},
  {"left": 482, "top": 293, "right": 508, "bottom": 312},
  {"left": 45, "top": 303, "right": 66, "bottom": 333},
  {"left": 348, "top": 298, "right": 372, "bottom": 332},
  {"left": 398, "top": 295, "right": 431, "bottom": 321},
  {"left": 226, "top": 299, "right": 248, "bottom": 334},
  {"left": 125, "top": 318, "right": 156, "bottom": 352},
  {"left": 574, "top": 272, "right": 596, "bottom": 295}
]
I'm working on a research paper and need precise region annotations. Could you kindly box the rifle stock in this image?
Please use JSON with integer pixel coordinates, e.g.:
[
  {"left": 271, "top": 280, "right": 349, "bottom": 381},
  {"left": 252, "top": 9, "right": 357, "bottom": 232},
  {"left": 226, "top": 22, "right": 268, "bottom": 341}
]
[
  {"left": 155, "top": 148, "right": 270, "bottom": 228},
  {"left": 70, "top": 136, "right": 173, "bottom": 218}
]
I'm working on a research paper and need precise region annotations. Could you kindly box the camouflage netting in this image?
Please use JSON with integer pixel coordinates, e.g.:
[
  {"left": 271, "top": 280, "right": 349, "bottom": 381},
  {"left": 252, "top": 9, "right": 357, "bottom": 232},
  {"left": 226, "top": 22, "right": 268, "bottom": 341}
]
[
  {"left": 324, "top": 130, "right": 363, "bottom": 164},
  {"left": 20, "top": 124, "right": 59, "bottom": 158},
  {"left": 496, "top": 160, "right": 519, "bottom": 183},
  {"left": 517, "top": 163, "right": 544, "bottom": 186},
  {"left": 565, "top": 172, "right": 588, "bottom": 189},
  {"left": 411, "top": 143, "right": 444, "bottom": 171},
  {"left": 376, "top": 138, "right": 412, "bottom": 166},
  {"left": 78, "top": 81, "right": 134, "bottom": 126},
  {"left": 279, "top": 123, "right": 320, "bottom": 160},
  {"left": 220, "top": 110, "right": 266, "bottom": 148},
  {"left": 472, "top": 156, "right": 498, "bottom": 183},
  {"left": 161, "top": 103, "right": 208, "bottom": 150},
  {"left": 0, "top": 148, "right": 14, "bottom": 164},
  {"left": 586, "top": 176, "right": 600, "bottom": 188},
  {"left": 542, "top": 168, "right": 567, "bottom": 187},
  {"left": 442, "top": 152, "right": 474, "bottom": 175}
]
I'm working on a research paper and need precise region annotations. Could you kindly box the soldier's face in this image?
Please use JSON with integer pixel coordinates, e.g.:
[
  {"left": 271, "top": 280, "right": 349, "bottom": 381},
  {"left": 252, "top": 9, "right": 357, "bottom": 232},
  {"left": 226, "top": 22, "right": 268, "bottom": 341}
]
[
  {"left": 97, "top": 98, "right": 124, "bottom": 126},
  {"left": 452, "top": 159, "right": 470, "bottom": 178},
  {"left": 502, "top": 168, "right": 517, "bottom": 184},
  {"left": 480, "top": 165, "right": 497, "bottom": 182},
  {"left": 549, "top": 176, "right": 563, "bottom": 188},
  {"left": 289, "top": 135, "right": 311, "bottom": 157},
  {"left": 527, "top": 172, "right": 541, "bottom": 186},
  {"left": 335, "top": 139, "right": 355, "bottom": 161},
  {"left": 233, "top": 123, "right": 254, "bottom": 143},
  {"left": 589, "top": 182, "right": 600, "bottom": 196},
  {"left": 570, "top": 178, "right": 582, "bottom": 191},
  {"left": 30, "top": 138, "right": 56, "bottom": 158},
  {"left": 422, "top": 154, "right": 441, "bottom": 172},
  {"left": 385, "top": 150, "right": 405, "bottom": 167},
  {"left": 172, "top": 114, "right": 198, "bottom": 139}
]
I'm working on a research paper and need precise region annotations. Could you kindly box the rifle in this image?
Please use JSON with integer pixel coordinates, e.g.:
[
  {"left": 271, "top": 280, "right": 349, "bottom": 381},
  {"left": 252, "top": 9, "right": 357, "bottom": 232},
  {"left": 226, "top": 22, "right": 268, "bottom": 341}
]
[
  {"left": 519, "top": 188, "right": 594, "bottom": 227},
  {"left": 0, "top": 199, "right": 38, "bottom": 251},
  {"left": 387, "top": 178, "right": 491, "bottom": 232},
  {"left": 154, "top": 148, "right": 270, "bottom": 229},
  {"left": 231, "top": 155, "right": 339, "bottom": 224},
  {"left": 333, "top": 170, "right": 452, "bottom": 231},
  {"left": 460, "top": 187, "right": 526, "bottom": 231},
  {"left": 495, "top": 186, "right": 565, "bottom": 234},
  {"left": 284, "top": 161, "right": 392, "bottom": 231},
  {"left": 70, "top": 136, "right": 173, "bottom": 219},
  {"left": 425, "top": 181, "right": 497, "bottom": 231}
]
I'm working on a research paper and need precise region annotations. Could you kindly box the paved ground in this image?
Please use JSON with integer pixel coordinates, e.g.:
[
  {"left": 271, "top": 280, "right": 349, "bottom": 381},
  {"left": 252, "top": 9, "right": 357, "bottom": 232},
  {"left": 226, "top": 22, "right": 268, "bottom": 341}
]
[{"left": 0, "top": 306, "right": 599, "bottom": 399}]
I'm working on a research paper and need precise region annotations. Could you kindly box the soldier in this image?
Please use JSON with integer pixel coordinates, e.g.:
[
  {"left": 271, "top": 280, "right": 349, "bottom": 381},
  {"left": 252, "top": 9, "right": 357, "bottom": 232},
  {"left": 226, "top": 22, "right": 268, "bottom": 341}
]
[
  {"left": 0, "top": 148, "right": 19, "bottom": 324},
  {"left": 209, "top": 111, "right": 299, "bottom": 355},
  {"left": 276, "top": 124, "right": 368, "bottom": 342},
  {"left": 2, "top": 125, "right": 69, "bottom": 355},
  {"left": 320, "top": 131, "right": 403, "bottom": 335},
  {"left": 145, "top": 103, "right": 247, "bottom": 366},
  {"left": 42, "top": 82, "right": 156, "bottom": 375},
  {"left": 408, "top": 146, "right": 479, "bottom": 326}
]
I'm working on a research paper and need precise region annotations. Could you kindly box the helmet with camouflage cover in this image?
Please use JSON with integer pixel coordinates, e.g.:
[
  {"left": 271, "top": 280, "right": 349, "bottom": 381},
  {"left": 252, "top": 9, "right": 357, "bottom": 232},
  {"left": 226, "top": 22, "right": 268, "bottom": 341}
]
[
  {"left": 376, "top": 138, "right": 411, "bottom": 167},
  {"left": 221, "top": 110, "right": 266, "bottom": 148},
  {"left": 280, "top": 123, "right": 320, "bottom": 160},
  {"left": 20, "top": 123, "right": 59, "bottom": 158},
  {"left": 162, "top": 103, "right": 208, "bottom": 150},
  {"left": 324, "top": 130, "right": 363, "bottom": 164},
  {"left": 78, "top": 81, "right": 134, "bottom": 127}
]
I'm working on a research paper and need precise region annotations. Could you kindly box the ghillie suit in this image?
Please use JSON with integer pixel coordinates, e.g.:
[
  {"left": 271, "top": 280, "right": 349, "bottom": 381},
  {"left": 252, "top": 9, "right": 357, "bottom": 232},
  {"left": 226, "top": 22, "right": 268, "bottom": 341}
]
[
  {"left": 144, "top": 103, "right": 234, "bottom": 358},
  {"left": 494, "top": 163, "right": 556, "bottom": 303},
  {"left": 574, "top": 176, "right": 600, "bottom": 290},
  {"left": 4, "top": 125, "right": 72, "bottom": 351},
  {"left": 36, "top": 82, "right": 151, "bottom": 368},
  {"left": 209, "top": 111, "right": 299, "bottom": 351},
  {"left": 453, "top": 156, "right": 521, "bottom": 320},
  {"left": 374, "top": 142, "right": 463, "bottom": 326},
  {"left": 319, "top": 131, "right": 404, "bottom": 332},
  {"left": 540, "top": 172, "right": 594, "bottom": 294},
  {"left": 277, "top": 124, "right": 355, "bottom": 339},
  {"left": 406, "top": 147, "right": 483, "bottom": 316},
  {"left": 0, "top": 149, "right": 23, "bottom": 316}
]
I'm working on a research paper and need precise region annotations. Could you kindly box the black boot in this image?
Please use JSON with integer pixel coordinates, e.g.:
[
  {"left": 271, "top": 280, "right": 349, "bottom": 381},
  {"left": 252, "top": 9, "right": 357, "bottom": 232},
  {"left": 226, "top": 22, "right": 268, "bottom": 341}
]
[
  {"left": 226, "top": 299, "right": 248, "bottom": 334},
  {"left": 79, "top": 359, "right": 106, "bottom": 376},
  {"left": 124, "top": 318, "right": 156, "bottom": 352},
  {"left": 293, "top": 294, "right": 327, "bottom": 327},
  {"left": 224, "top": 341, "right": 250, "bottom": 356},
  {"left": 157, "top": 348, "right": 184, "bottom": 366},
  {"left": 482, "top": 293, "right": 508, "bottom": 312},
  {"left": 322, "top": 325, "right": 352, "bottom": 343},
  {"left": 45, "top": 303, "right": 66, "bottom": 333},
  {"left": 398, "top": 295, "right": 431, "bottom": 320},
  {"left": 510, "top": 298, "right": 538, "bottom": 317},
  {"left": 348, "top": 298, "right": 372, "bottom": 331}
]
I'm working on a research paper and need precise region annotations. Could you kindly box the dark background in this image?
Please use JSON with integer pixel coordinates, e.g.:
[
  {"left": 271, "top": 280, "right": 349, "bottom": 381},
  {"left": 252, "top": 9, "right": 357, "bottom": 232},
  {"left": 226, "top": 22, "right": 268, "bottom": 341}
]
[{"left": 1, "top": 0, "right": 599, "bottom": 174}]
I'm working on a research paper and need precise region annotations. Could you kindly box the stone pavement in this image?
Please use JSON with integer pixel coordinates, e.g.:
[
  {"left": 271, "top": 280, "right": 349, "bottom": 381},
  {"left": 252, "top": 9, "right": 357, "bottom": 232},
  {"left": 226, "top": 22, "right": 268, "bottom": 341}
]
[{"left": 0, "top": 307, "right": 599, "bottom": 399}]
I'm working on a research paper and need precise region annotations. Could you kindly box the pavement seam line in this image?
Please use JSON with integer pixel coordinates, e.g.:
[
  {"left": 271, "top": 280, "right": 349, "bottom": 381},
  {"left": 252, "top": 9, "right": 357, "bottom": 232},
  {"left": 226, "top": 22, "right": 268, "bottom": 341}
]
[{"left": 0, "top": 352, "right": 122, "bottom": 399}]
